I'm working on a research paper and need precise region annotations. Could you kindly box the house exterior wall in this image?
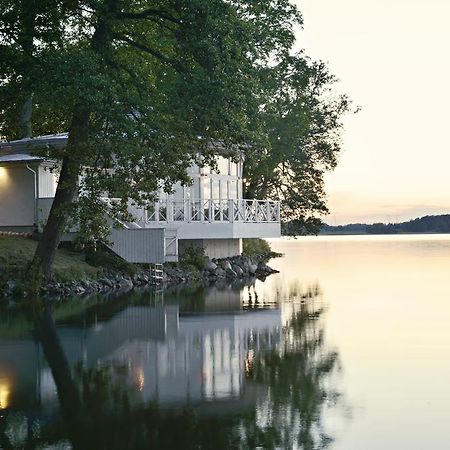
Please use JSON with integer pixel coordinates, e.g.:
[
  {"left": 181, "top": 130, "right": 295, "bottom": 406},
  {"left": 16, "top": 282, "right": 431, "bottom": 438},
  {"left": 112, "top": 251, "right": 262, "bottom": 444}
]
[
  {"left": 158, "top": 155, "right": 243, "bottom": 206},
  {"left": 179, "top": 238, "right": 242, "bottom": 259},
  {"left": 38, "top": 164, "right": 58, "bottom": 198},
  {"left": 0, "top": 165, "right": 35, "bottom": 227}
]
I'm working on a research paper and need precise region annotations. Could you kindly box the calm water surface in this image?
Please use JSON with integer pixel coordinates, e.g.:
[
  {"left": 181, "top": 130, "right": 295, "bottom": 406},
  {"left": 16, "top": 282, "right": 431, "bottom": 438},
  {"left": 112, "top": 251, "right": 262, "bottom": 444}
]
[{"left": 1, "top": 235, "right": 450, "bottom": 449}]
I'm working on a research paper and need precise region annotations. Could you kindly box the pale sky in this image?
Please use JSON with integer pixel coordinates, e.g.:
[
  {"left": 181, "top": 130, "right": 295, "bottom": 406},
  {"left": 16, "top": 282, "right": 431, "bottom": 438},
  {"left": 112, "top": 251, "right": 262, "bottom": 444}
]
[{"left": 293, "top": 0, "right": 450, "bottom": 224}]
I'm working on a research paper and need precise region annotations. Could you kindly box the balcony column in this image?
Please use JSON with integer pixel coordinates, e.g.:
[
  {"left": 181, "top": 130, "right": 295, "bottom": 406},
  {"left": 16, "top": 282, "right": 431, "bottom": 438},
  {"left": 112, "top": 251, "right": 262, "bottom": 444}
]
[
  {"left": 167, "top": 198, "right": 174, "bottom": 222},
  {"left": 186, "top": 199, "right": 191, "bottom": 222},
  {"left": 228, "top": 199, "right": 235, "bottom": 223}
]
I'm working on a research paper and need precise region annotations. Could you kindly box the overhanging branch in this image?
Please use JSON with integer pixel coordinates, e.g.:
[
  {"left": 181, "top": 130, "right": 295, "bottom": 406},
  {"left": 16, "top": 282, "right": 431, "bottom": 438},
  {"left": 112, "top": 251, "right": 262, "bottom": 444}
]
[
  {"left": 113, "top": 33, "right": 185, "bottom": 74},
  {"left": 117, "top": 9, "right": 181, "bottom": 25}
]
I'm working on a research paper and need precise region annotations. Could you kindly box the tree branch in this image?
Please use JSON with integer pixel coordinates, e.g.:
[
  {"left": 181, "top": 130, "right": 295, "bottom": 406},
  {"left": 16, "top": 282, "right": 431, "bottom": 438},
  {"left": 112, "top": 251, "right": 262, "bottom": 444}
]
[
  {"left": 113, "top": 33, "right": 185, "bottom": 74},
  {"left": 117, "top": 9, "right": 181, "bottom": 25}
]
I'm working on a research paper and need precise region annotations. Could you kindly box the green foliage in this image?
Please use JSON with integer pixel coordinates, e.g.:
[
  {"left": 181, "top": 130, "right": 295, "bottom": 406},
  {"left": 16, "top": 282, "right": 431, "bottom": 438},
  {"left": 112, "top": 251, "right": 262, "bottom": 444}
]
[
  {"left": 0, "top": 0, "right": 349, "bottom": 274},
  {"left": 282, "top": 217, "right": 324, "bottom": 236},
  {"left": 179, "top": 245, "right": 206, "bottom": 271},
  {"left": 244, "top": 53, "right": 352, "bottom": 234},
  {"left": 85, "top": 246, "right": 137, "bottom": 276},
  {"left": 243, "top": 238, "right": 279, "bottom": 258}
]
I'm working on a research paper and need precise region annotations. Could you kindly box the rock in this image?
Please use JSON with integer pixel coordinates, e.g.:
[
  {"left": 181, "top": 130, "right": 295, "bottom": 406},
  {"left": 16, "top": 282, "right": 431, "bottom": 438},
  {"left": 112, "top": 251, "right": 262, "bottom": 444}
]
[
  {"left": 248, "top": 263, "right": 258, "bottom": 275},
  {"left": 206, "top": 260, "right": 218, "bottom": 271},
  {"left": 119, "top": 278, "right": 133, "bottom": 289},
  {"left": 215, "top": 267, "right": 226, "bottom": 278},
  {"left": 231, "top": 264, "right": 244, "bottom": 277},
  {"left": 139, "top": 274, "right": 149, "bottom": 284},
  {"left": 226, "top": 268, "right": 238, "bottom": 278},
  {"left": 220, "top": 260, "right": 232, "bottom": 271},
  {"left": 99, "top": 277, "right": 113, "bottom": 288},
  {"left": 74, "top": 285, "right": 85, "bottom": 295}
]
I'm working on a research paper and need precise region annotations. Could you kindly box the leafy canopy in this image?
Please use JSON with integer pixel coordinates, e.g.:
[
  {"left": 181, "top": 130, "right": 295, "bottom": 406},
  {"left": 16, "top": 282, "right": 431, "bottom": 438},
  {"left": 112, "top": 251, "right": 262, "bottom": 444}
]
[{"left": 0, "top": 0, "right": 348, "bottom": 239}]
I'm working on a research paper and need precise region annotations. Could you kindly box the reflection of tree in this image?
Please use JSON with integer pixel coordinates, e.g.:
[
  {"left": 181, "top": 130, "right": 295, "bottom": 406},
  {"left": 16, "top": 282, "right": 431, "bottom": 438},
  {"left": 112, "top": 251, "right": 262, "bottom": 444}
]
[
  {"left": 1, "top": 287, "right": 341, "bottom": 450},
  {"left": 240, "top": 297, "right": 340, "bottom": 450}
]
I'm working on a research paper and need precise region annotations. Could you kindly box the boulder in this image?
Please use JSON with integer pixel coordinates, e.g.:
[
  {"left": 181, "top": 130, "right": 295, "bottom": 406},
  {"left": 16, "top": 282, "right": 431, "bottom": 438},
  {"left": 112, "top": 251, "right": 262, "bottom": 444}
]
[
  {"left": 215, "top": 267, "right": 226, "bottom": 278},
  {"left": 220, "top": 259, "right": 232, "bottom": 271},
  {"left": 232, "top": 264, "right": 244, "bottom": 277},
  {"left": 119, "top": 278, "right": 133, "bottom": 289},
  {"left": 206, "top": 260, "right": 218, "bottom": 271},
  {"left": 248, "top": 263, "right": 258, "bottom": 275},
  {"left": 99, "top": 277, "right": 113, "bottom": 288}
]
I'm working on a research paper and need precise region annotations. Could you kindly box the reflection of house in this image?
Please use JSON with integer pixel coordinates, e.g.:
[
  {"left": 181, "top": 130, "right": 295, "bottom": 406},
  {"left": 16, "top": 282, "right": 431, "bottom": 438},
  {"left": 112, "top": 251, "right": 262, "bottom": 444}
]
[
  {"left": 0, "top": 301, "right": 282, "bottom": 413},
  {"left": 0, "top": 134, "right": 281, "bottom": 262}
]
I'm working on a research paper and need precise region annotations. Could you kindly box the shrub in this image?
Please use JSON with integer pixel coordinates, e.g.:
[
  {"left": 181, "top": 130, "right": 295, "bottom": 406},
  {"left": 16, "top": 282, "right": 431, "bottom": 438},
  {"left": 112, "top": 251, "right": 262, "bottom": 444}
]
[
  {"left": 85, "top": 246, "right": 138, "bottom": 276},
  {"left": 243, "top": 238, "right": 281, "bottom": 259},
  {"left": 179, "top": 246, "right": 206, "bottom": 271}
]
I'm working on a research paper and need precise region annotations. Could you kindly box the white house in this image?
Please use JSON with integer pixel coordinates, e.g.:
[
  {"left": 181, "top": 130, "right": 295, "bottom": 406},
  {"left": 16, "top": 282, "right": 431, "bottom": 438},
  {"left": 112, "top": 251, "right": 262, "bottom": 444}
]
[{"left": 0, "top": 134, "right": 281, "bottom": 263}]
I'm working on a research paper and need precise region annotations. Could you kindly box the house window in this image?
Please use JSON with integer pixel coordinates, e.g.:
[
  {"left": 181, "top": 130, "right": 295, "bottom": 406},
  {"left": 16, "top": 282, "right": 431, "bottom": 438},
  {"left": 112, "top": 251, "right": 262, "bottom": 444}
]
[
  {"left": 203, "top": 178, "right": 211, "bottom": 200},
  {"left": 211, "top": 179, "right": 220, "bottom": 200},
  {"left": 220, "top": 180, "right": 228, "bottom": 202},
  {"left": 217, "top": 157, "right": 230, "bottom": 175},
  {"left": 229, "top": 180, "right": 238, "bottom": 200}
]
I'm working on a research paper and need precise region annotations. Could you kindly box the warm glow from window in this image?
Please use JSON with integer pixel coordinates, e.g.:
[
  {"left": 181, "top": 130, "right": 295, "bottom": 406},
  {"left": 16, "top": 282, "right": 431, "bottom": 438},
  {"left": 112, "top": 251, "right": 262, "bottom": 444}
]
[
  {"left": 0, "top": 166, "right": 6, "bottom": 179},
  {"left": 135, "top": 368, "right": 145, "bottom": 391},
  {"left": 0, "top": 380, "right": 11, "bottom": 409}
]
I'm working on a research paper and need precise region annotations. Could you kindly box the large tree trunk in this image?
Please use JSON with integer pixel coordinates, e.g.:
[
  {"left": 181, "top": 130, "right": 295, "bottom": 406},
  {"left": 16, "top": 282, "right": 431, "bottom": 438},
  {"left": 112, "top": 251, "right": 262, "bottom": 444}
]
[
  {"left": 30, "top": 0, "right": 116, "bottom": 284},
  {"left": 19, "top": 96, "right": 32, "bottom": 139},
  {"left": 31, "top": 109, "right": 88, "bottom": 281}
]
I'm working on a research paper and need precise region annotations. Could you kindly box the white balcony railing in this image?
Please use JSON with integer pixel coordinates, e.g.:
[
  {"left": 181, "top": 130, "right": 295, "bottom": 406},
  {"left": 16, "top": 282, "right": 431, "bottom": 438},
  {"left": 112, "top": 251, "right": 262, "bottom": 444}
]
[{"left": 135, "top": 199, "right": 280, "bottom": 225}]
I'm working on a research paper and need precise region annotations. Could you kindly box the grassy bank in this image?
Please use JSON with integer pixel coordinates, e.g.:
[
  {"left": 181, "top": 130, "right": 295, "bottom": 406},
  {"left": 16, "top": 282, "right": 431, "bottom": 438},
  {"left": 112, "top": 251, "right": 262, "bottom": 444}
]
[{"left": 0, "top": 235, "right": 100, "bottom": 284}]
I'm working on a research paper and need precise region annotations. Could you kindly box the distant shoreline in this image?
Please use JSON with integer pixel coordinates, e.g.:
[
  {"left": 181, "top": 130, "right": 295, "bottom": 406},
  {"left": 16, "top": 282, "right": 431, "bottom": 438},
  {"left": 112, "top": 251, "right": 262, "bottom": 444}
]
[
  {"left": 319, "top": 231, "right": 450, "bottom": 236},
  {"left": 314, "top": 214, "right": 450, "bottom": 236}
]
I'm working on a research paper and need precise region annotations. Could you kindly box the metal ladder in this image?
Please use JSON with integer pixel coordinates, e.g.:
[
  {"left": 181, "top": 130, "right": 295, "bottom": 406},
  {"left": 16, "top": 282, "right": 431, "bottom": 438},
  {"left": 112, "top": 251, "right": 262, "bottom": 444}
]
[{"left": 151, "top": 263, "right": 164, "bottom": 284}]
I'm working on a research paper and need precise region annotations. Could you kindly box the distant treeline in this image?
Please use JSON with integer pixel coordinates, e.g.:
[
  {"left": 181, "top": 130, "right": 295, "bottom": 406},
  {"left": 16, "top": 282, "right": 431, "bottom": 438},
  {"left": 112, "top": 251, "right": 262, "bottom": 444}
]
[{"left": 319, "top": 214, "right": 450, "bottom": 235}]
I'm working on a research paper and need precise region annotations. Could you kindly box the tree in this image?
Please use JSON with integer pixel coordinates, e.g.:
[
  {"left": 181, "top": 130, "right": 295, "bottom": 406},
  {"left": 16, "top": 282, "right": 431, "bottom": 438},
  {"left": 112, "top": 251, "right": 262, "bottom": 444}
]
[
  {"left": 1, "top": 0, "right": 347, "bottom": 281},
  {"left": 244, "top": 53, "right": 352, "bottom": 235}
]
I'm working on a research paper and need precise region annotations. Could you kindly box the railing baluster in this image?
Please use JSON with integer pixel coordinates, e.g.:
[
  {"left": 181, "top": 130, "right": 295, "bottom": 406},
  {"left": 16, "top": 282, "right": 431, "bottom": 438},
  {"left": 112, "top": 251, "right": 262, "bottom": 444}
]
[{"left": 140, "top": 198, "right": 280, "bottom": 225}]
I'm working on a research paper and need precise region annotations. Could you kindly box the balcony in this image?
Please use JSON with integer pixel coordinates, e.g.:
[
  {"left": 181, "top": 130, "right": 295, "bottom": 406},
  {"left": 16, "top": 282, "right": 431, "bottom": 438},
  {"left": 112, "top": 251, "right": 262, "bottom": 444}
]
[
  {"left": 130, "top": 199, "right": 281, "bottom": 225},
  {"left": 128, "top": 199, "right": 281, "bottom": 240}
]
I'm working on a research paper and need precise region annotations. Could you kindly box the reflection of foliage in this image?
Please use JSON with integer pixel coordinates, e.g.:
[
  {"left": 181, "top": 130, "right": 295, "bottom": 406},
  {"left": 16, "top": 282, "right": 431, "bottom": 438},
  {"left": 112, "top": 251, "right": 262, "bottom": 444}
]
[
  {"left": 242, "top": 299, "right": 340, "bottom": 449},
  {"left": 2, "top": 284, "right": 341, "bottom": 449}
]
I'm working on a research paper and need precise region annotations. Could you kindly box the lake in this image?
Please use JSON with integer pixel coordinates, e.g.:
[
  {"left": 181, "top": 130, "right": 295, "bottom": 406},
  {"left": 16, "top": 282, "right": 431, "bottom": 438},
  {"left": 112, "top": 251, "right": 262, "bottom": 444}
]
[{"left": 1, "top": 235, "right": 450, "bottom": 449}]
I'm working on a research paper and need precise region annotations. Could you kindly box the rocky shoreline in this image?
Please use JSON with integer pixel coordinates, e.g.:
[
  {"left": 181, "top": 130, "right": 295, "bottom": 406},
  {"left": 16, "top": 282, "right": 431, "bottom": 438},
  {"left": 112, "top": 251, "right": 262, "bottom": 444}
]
[{"left": 1, "top": 254, "right": 279, "bottom": 302}]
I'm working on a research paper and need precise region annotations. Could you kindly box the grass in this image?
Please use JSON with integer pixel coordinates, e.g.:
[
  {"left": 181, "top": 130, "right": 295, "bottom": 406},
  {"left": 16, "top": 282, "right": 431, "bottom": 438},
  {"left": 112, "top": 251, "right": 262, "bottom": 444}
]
[{"left": 0, "top": 235, "right": 100, "bottom": 283}]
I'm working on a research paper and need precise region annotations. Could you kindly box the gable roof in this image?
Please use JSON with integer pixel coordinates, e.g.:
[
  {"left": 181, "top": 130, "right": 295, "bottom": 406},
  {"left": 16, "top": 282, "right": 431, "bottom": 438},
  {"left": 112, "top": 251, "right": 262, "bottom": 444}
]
[{"left": 0, "top": 133, "right": 67, "bottom": 164}]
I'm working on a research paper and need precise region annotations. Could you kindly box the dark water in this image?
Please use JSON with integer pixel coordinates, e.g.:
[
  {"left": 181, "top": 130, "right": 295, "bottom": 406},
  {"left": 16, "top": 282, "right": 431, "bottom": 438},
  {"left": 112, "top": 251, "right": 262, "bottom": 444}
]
[{"left": 2, "top": 235, "right": 449, "bottom": 449}]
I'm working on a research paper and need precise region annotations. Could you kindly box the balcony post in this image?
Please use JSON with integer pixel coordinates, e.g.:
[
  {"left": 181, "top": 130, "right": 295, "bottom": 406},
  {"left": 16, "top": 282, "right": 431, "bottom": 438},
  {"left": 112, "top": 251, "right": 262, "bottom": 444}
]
[
  {"left": 155, "top": 201, "right": 160, "bottom": 222},
  {"left": 266, "top": 201, "right": 270, "bottom": 223},
  {"left": 228, "top": 199, "right": 234, "bottom": 223},
  {"left": 186, "top": 199, "right": 191, "bottom": 222},
  {"left": 166, "top": 199, "right": 172, "bottom": 222}
]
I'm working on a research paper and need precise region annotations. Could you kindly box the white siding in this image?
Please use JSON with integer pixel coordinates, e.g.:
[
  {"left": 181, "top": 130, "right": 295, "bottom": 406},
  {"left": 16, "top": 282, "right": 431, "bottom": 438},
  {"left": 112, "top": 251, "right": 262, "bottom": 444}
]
[
  {"left": 0, "top": 165, "right": 35, "bottom": 226},
  {"left": 109, "top": 228, "right": 166, "bottom": 263},
  {"left": 179, "top": 238, "right": 242, "bottom": 259},
  {"left": 38, "top": 165, "right": 57, "bottom": 198}
]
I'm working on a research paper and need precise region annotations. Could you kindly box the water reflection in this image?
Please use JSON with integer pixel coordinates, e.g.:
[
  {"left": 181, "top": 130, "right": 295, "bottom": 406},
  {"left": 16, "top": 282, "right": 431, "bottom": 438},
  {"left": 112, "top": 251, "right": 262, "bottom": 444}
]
[{"left": 0, "top": 281, "right": 342, "bottom": 449}]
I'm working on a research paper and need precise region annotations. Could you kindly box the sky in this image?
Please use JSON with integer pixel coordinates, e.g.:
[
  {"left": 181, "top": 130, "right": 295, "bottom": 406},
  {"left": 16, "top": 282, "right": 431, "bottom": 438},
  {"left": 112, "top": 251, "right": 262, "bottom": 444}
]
[{"left": 293, "top": 0, "right": 450, "bottom": 225}]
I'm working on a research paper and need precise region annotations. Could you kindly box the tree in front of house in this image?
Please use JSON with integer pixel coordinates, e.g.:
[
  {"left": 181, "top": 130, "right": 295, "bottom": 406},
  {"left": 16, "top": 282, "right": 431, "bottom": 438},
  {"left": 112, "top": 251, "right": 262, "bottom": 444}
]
[{"left": 0, "top": 0, "right": 349, "bottom": 282}]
